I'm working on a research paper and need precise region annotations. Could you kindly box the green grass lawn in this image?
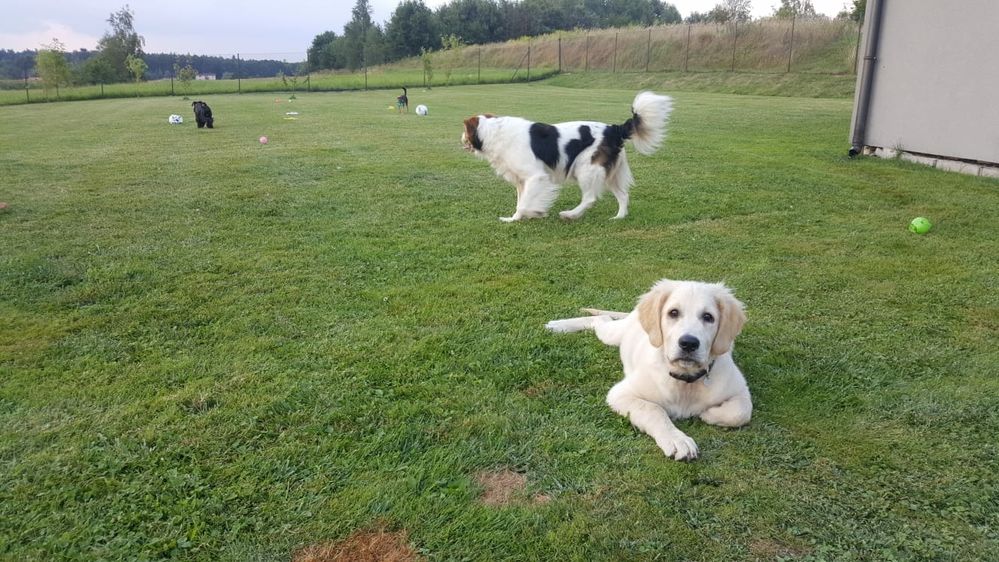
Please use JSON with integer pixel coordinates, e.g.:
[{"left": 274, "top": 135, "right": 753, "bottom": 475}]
[{"left": 1, "top": 84, "right": 997, "bottom": 560}]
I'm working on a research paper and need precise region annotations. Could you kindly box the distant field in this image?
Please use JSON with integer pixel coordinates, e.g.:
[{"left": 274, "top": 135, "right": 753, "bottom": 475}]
[{"left": 1, "top": 85, "right": 997, "bottom": 560}]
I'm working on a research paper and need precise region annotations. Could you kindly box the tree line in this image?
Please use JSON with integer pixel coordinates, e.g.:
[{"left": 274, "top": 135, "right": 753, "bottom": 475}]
[
  {"left": 308, "top": 0, "right": 865, "bottom": 72},
  {"left": 0, "top": 6, "right": 298, "bottom": 89},
  {"left": 1, "top": 49, "right": 300, "bottom": 83},
  {"left": 308, "top": 0, "right": 683, "bottom": 72}
]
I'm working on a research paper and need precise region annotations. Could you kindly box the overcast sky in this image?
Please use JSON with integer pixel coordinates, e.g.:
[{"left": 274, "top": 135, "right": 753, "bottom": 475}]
[{"left": 1, "top": 0, "right": 852, "bottom": 58}]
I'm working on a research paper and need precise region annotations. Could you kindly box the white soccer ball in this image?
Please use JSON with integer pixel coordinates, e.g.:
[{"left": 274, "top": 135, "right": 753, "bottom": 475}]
[
  {"left": 168, "top": 114, "right": 183, "bottom": 124},
  {"left": 415, "top": 104, "right": 428, "bottom": 116}
]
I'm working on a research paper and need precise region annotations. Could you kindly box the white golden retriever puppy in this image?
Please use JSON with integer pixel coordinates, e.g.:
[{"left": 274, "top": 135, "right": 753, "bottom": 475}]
[
  {"left": 461, "top": 91, "right": 672, "bottom": 222},
  {"left": 546, "top": 279, "right": 751, "bottom": 460}
]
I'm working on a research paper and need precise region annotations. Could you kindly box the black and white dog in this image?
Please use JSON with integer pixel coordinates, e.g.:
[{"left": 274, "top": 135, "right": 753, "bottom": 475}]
[
  {"left": 192, "top": 101, "right": 214, "bottom": 128},
  {"left": 461, "top": 91, "right": 672, "bottom": 221}
]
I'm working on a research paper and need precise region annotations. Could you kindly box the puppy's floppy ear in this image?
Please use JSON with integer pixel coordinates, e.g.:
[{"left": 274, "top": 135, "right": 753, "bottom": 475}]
[
  {"left": 637, "top": 280, "right": 675, "bottom": 348},
  {"left": 710, "top": 285, "right": 747, "bottom": 357}
]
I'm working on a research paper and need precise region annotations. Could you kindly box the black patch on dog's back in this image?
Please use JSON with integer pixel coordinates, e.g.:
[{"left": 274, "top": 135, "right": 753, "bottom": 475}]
[
  {"left": 530, "top": 122, "right": 560, "bottom": 170},
  {"left": 564, "top": 125, "right": 595, "bottom": 173}
]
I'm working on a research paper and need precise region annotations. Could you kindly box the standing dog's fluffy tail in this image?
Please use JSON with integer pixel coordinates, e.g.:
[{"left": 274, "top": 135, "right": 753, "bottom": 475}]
[{"left": 623, "top": 91, "right": 673, "bottom": 156}]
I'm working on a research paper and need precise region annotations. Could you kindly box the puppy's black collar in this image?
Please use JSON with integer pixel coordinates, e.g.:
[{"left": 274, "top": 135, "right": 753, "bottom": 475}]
[{"left": 669, "top": 360, "right": 715, "bottom": 384}]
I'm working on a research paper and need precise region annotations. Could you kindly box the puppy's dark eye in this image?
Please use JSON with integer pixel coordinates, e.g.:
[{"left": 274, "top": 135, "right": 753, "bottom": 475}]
[
  {"left": 668, "top": 309, "right": 679, "bottom": 318},
  {"left": 701, "top": 312, "right": 715, "bottom": 323}
]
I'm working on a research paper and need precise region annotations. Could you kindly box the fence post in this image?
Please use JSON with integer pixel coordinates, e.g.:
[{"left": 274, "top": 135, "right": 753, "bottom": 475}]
[
  {"left": 613, "top": 33, "right": 618, "bottom": 72},
  {"left": 646, "top": 28, "right": 652, "bottom": 72},
  {"left": 25, "top": 86, "right": 29, "bottom": 103},
  {"left": 171, "top": 75, "right": 175, "bottom": 96},
  {"left": 307, "top": 74, "right": 311, "bottom": 92},
  {"left": 585, "top": 33, "right": 589, "bottom": 72},
  {"left": 558, "top": 35, "right": 562, "bottom": 73},
  {"left": 731, "top": 20, "right": 738, "bottom": 71},
  {"left": 527, "top": 41, "right": 531, "bottom": 81},
  {"left": 478, "top": 47, "right": 482, "bottom": 83},
  {"left": 101, "top": 82, "right": 104, "bottom": 97},
  {"left": 237, "top": 53, "right": 241, "bottom": 93},
  {"left": 786, "top": 12, "right": 796, "bottom": 73},
  {"left": 684, "top": 24, "right": 691, "bottom": 72}
]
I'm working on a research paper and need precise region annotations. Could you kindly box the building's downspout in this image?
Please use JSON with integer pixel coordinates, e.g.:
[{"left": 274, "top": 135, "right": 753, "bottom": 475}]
[{"left": 849, "top": 0, "right": 886, "bottom": 157}]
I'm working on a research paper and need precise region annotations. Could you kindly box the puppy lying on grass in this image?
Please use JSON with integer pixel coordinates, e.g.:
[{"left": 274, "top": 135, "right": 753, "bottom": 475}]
[{"left": 547, "top": 279, "right": 751, "bottom": 460}]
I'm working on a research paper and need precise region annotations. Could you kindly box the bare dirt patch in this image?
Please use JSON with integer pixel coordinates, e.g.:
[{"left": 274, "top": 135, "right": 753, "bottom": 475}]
[
  {"left": 748, "top": 537, "right": 813, "bottom": 559},
  {"left": 293, "top": 523, "right": 421, "bottom": 562},
  {"left": 475, "top": 468, "right": 549, "bottom": 507}
]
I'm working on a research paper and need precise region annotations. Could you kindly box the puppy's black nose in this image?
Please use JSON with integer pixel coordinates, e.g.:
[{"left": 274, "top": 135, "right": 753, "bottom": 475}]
[{"left": 678, "top": 335, "right": 700, "bottom": 352}]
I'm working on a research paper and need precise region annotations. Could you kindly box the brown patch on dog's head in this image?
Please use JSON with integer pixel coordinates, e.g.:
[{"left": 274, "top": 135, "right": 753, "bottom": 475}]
[
  {"left": 292, "top": 523, "right": 422, "bottom": 562},
  {"left": 462, "top": 114, "right": 494, "bottom": 152},
  {"left": 475, "top": 469, "right": 549, "bottom": 507}
]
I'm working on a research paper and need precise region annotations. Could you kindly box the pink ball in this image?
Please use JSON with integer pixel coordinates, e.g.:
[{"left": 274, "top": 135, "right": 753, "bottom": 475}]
[{"left": 259, "top": 136, "right": 268, "bottom": 144}]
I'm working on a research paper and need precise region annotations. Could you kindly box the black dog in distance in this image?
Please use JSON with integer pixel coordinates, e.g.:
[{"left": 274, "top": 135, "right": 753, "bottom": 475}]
[{"left": 192, "top": 101, "right": 214, "bottom": 128}]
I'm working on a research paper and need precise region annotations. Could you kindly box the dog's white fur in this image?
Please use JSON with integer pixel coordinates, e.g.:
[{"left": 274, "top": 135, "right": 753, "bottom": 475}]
[
  {"left": 462, "top": 91, "right": 672, "bottom": 222},
  {"left": 546, "top": 279, "right": 751, "bottom": 460}
]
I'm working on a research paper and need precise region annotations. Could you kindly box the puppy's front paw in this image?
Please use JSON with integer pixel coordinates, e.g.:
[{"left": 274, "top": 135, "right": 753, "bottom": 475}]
[
  {"left": 499, "top": 216, "right": 518, "bottom": 222},
  {"left": 558, "top": 210, "right": 581, "bottom": 220},
  {"left": 656, "top": 432, "right": 699, "bottom": 461}
]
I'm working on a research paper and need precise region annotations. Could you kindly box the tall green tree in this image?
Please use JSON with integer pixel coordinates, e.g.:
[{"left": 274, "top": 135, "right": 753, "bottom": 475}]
[
  {"left": 516, "top": 0, "right": 565, "bottom": 35},
  {"left": 343, "top": 0, "right": 374, "bottom": 70},
  {"left": 773, "top": 0, "right": 817, "bottom": 18},
  {"left": 96, "top": 5, "right": 145, "bottom": 82},
  {"left": 36, "top": 39, "right": 71, "bottom": 97},
  {"left": 556, "top": 0, "right": 597, "bottom": 30},
  {"left": 81, "top": 56, "right": 115, "bottom": 84},
  {"left": 385, "top": 1, "right": 439, "bottom": 59},
  {"left": 707, "top": 0, "right": 752, "bottom": 23},
  {"left": 658, "top": 3, "right": 683, "bottom": 24},
  {"left": 307, "top": 31, "right": 338, "bottom": 70},
  {"left": 437, "top": 0, "right": 505, "bottom": 44},
  {"left": 613, "top": 0, "right": 672, "bottom": 26},
  {"left": 364, "top": 25, "right": 389, "bottom": 67}
]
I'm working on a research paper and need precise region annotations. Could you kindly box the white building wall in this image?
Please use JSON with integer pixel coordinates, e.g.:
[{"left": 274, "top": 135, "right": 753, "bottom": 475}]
[{"left": 854, "top": 0, "right": 999, "bottom": 166}]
